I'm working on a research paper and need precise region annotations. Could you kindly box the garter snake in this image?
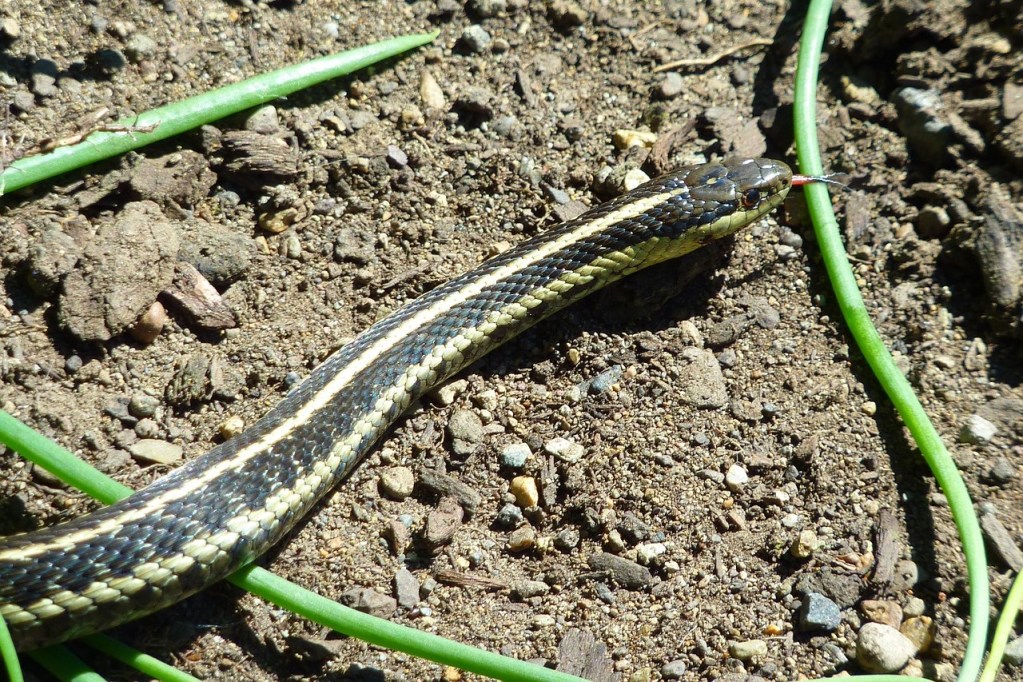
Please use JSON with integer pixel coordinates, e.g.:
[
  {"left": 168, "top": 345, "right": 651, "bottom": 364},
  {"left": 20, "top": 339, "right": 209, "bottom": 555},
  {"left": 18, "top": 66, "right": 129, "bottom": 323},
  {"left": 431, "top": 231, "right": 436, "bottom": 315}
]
[{"left": 1, "top": 157, "right": 796, "bottom": 651}]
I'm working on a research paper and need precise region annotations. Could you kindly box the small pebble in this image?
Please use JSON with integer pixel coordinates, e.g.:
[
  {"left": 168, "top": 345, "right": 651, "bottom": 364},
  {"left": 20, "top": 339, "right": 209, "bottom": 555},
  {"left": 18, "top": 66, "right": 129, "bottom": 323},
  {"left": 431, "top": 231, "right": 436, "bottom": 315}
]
[
  {"left": 798, "top": 592, "right": 841, "bottom": 632},
  {"left": 431, "top": 378, "right": 468, "bottom": 406},
  {"left": 860, "top": 599, "right": 903, "bottom": 628},
  {"left": 494, "top": 503, "right": 523, "bottom": 529},
  {"left": 589, "top": 365, "right": 623, "bottom": 394},
  {"left": 554, "top": 528, "right": 580, "bottom": 551},
  {"left": 285, "top": 233, "right": 302, "bottom": 260},
  {"left": 510, "top": 476, "right": 539, "bottom": 508},
  {"left": 379, "top": 466, "right": 416, "bottom": 500},
  {"left": 511, "top": 579, "right": 549, "bottom": 599},
  {"left": 507, "top": 525, "right": 536, "bottom": 551},
  {"left": 64, "top": 355, "right": 83, "bottom": 374},
  {"left": 1004, "top": 636, "right": 1023, "bottom": 666},
  {"left": 385, "top": 145, "right": 408, "bottom": 168},
  {"left": 903, "top": 597, "right": 926, "bottom": 618},
  {"left": 460, "top": 25, "right": 491, "bottom": 53},
  {"left": 861, "top": 400, "right": 877, "bottom": 416},
  {"left": 900, "top": 615, "right": 935, "bottom": 652},
  {"left": 420, "top": 70, "right": 446, "bottom": 110},
  {"left": 724, "top": 463, "right": 748, "bottom": 492},
  {"left": 394, "top": 567, "right": 420, "bottom": 609},
  {"left": 219, "top": 415, "right": 245, "bottom": 439},
  {"left": 134, "top": 418, "right": 160, "bottom": 439},
  {"left": 129, "top": 301, "right": 167, "bottom": 344},
  {"left": 657, "top": 72, "right": 684, "bottom": 99},
  {"left": 544, "top": 436, "right": 585, "bottom": 463},
  {"left": 128, "top": 393, "right": 160, "bottom": 419},
  {"left": 447, "top": 409, "right": 484, "bottom": 455},
  {"left": 244, "top": 105, "right": 280, "bottom": 134},
  {"left": 728, "top": 639, "right": 767, "bottom": 661},
  {"left": 612, "top": 129, "right": 657, "bottom": 150},
  {"left": 128, "top": 439, "right": 183, "bottom": 465},
  {"left": 960, "top": 414, "right": 997, "bottom": 444},
  {"left": 124, "top": 33, "right": 158, "bottom": 62},
  {"left": 587, "top": 552, "right": 653, "bottom": 589},
  {"left": 500, "top": 442, "right": 531, "bottom": 469},
  {"left": 660, "top": 659, "right": 687, "bottom": 678},
  {"left": 987, "top": 457, "right": 1016, "bottom": 484},
  {"left": 1, "top": 16, "right": 21, "bottom": 40},
  {"left": 700, "top": 469, "right": 725, "bottom": 484},
  {"left": 636, "top": 542, "right": 666, "bottom": 565},
  {"left": 790, "top": 529, "right": 818, "bottom": 559},
  {"left": 857, "top": 622, "right": 916, "bottom": 673}
]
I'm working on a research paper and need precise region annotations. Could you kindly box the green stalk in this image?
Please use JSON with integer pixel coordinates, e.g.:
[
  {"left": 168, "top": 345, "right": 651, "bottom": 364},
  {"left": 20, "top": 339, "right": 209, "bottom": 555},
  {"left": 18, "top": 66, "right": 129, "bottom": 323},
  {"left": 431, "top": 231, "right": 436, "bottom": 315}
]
[
  {"left": 978, "top": 569, "right": 1023, "bottom": 682},
  {"left": 0, "top": 32, "right": 438, "bottom": 196},
  {"left": 0, "top": 409, "right": 584, "bottom": 682},
  {"left": 83, "top": 634, "right": 199, "bottom": 682},
  {"left": 792, "top": 2, "right": 989, "bottom": 681}
]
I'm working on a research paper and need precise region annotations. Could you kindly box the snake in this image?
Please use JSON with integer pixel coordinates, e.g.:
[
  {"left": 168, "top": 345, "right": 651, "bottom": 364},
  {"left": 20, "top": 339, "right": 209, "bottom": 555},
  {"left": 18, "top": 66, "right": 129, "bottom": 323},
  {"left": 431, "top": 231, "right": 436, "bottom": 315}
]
[{"left": 1, "top": 157, "right": 799, "bottom": 651}]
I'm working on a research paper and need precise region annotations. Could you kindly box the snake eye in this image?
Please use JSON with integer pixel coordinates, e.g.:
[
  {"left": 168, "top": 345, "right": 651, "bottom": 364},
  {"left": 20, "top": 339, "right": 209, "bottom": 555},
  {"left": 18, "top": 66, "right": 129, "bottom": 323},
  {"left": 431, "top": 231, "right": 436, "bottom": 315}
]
[{"left": 740, "top": 187, "right": 761, "bottom": 209}]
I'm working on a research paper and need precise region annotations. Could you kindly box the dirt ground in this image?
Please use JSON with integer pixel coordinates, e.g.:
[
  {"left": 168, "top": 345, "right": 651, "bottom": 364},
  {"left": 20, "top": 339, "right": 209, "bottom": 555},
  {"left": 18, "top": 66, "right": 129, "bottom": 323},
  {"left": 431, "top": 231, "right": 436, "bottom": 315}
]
[{"left": 1, "top": 1, "right": 1021, "bottom": 680}]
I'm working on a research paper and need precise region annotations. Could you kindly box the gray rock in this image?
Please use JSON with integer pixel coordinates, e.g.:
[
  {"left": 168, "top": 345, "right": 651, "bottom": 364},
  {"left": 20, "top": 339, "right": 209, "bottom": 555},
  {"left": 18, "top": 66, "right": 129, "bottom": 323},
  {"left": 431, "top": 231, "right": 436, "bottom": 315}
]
[
  {"left": 348, "top": 110, "right": 378, "bottom": 130},
  {"left": 1005, "top": 636, "right": 1023, "bottom": 666},
  {"left": 589, "top": 365, "right": 623, "bottom": 394},
  {"left": 128, "top": 393, "right": 160, "bottom": 419},
  {"left": 447, "top": 409, "right": 484, "bottom": 456},
  {"left": 725, "top": 463, "right": 748, "bottom": 492},
  {"left": 554, "top": 527, "right": 580, "bottom": 551},
  {"left": 544, "top": 436, "right": 585, "bottom": 463},
  {"left": 661, "top": 659, "right": 687, "bottom": 678},
  {"left": 856, "top": 622, "right": 916, "bottom": 673},
  {"left": 379, "top": 466, "right": 415, "bottom": 500},
  {"left": 987, "top": 457, "right": 1016, "bottom": 484},
  {"left": 340, "top": 587, "right": 397, "bottom": 619},
  {"left": 500, "top": 442, "right": 531, "bottom": 469},
  {"left": 244, "top": 105, "right": 280, "bottom": 134},
  {"left": 460, "top": 25, "right": 492, "bottom": 53},
  {"left": 394, "top": 567, "right": 420, "bottom": 609},
  {"left": 979, "top": 509, "right": 1023, "bottom": 571},
  {"left": 128, "top": 439, "right": 183, "bottom": 465},
  {"left": 798, "top": 592, "right": 841, "bottom": 632},
  {"left": 587, "top": 552, "right": 653, "bottom": 589},
  {"left": 124, "top": 33, "right": 158, "bottom": 62},
  {"left": 494, "top": 502, "right": 523, "bottom": 529},
  {"left": 385, "top": 145, "right": 408, "bottom": 168},
  {"left": 677, "top": 347, "right": 728, "bottom": 408},
  {"left": 893, "top": 87, "right": 952, "bottom": 168},
  {"left": 493, "top": 115, "right": 522, "bottom": 139},
  {"left": 959, "top": 414, "right": 997, "bottom": 444},
  {"left": 974, "top": 193, "right": 1022, "bottom": 316},
  {"left": 30, "top": 60, "right": 58, "bottom": 97},
  {"left": 728, "top": 639, "right": 768, "bottom": 661},
  {"left": 512, "top": 579, "right": 550, "bottom": 599},
  {"left": 657, "top": 72, "right": 684, "bottom": 99}
]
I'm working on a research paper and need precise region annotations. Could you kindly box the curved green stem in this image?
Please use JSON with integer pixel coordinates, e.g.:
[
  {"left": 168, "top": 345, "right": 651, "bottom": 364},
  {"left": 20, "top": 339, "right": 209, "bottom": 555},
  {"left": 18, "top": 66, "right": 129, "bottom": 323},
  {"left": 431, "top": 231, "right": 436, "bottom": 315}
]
[{"left": 793, "top": 2, "right": 989, "bottom": 681}]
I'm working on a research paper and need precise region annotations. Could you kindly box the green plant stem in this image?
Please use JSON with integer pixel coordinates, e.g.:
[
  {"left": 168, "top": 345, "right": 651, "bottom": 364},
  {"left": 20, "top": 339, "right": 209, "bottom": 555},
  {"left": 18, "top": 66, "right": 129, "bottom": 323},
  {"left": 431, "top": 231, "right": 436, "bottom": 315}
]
[
  {"left": 0, "top": 32, "right": 438, "bottom": 196},
  {"left": 792, "top": 2, "right": 989, "bottom": 681},
  {"left": 0, "top": 613, "right": 23, "bottom": 682},
  {"left": 28, "top": 646, "right": 105, "bottom": 682},
  {"left": 83, "top": 634, "right": 199, "bottom": 682},
  {"left": 0, "top": 409, "right": 585, "bottom": 682},
  {"left": 978, "top": 569, "right": 1023, "bottom": 682}
]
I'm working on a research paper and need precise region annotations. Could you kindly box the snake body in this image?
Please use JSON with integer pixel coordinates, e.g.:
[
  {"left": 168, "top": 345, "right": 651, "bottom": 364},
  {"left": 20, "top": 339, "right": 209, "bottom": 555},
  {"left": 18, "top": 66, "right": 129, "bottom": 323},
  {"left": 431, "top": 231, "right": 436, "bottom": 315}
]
[{"left": 0, "top": 158, "right": 793, "bottom": 650}]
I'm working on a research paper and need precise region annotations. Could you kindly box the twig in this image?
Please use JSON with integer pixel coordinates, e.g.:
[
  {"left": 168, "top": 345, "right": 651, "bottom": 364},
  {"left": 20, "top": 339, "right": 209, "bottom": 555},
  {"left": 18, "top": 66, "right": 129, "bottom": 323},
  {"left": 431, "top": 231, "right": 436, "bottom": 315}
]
[{"left": 653, "top": 38, "right": 774, "bottom": 72}]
